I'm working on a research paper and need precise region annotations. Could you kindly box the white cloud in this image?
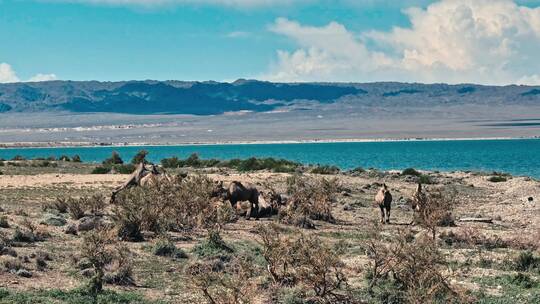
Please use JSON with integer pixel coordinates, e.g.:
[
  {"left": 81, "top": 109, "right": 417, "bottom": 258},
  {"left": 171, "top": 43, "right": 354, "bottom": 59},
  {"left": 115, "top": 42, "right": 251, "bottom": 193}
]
[
  {"left": 265, "top": 0, "right": 540, "bottom": 85},
  {"left": 0, "top": 63, "right": 57, "bottom": 83},
  {"left": 28, "top": 73, "right": 58, "bottom": 82},
  {"left": 0, "top": 63, "right": 20, "bottom": 83}
]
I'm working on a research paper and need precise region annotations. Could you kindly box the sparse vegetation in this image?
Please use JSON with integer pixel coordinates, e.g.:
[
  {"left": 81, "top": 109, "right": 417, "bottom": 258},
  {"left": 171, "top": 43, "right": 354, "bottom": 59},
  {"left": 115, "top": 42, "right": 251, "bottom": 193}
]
[
  {"left": 279, "top": 175, "right": 339, "bottom": 227},
  {"left": 402, "top": 168, "right": 421, "bottom": 176},
  {"left": 488, "top": 175, "right": 507, "bottom": 182},
  {"left": 0, "top": 158, "right": 538, "bottom": 303}
]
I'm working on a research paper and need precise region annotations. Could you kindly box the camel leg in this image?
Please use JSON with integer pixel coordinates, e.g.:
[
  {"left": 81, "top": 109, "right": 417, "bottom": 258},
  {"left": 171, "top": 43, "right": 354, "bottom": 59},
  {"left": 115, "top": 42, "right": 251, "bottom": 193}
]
[
  {"left": 386, "top": 206, "right": 391, "bottom": 224},
  {"left": 251, "top": 199, "right": 259, "bottom": 220},
  {"left": 379, "top": 205, "right": 385, "bottom": 224}
]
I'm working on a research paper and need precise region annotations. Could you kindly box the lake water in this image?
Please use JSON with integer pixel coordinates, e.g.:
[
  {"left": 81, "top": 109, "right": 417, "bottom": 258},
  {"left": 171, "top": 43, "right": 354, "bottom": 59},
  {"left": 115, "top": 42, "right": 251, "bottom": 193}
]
[{"left": 1, "top": 139, "right": 540, "bottom": 178}]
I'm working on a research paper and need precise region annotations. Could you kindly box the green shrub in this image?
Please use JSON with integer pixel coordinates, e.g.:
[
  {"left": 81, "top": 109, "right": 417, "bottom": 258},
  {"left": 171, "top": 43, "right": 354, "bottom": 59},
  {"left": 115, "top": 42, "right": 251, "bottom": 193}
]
[
  {"left": 488, "top": 176, "right": 507, "bottom": 182},
  {"left": 112, "top": 164, "right": 135, "bottom": 174},
  {"left": 131, "top": 150, "right": 149, "bottom": 164},
  {"left": 72, "top": 155, "right": 82, "bottom": 162},
  {"left": 0, "top": 216, "right": 9, "bottom": 228},
  {"left": 310, "top": 165, "right": 340, "bottom": 175},
  {"left": 91, "top": 166, "right": 110, "bottom": 174},
  {"left": 0, "top": 288, "right": 157, "bottom": 304},
  {"left": 192, "top": 230, "right": 233, "bottom": 258},
  {"left": 419, "top": 174, "right": 434, "bottom": 184},
  {"left": 513, "top": 251, "right": 540, "bottom": 272},
  {"left": 102, "top": 151, "right": 123, "bottom": 165},
  {"left": 152, "top": 237, "right": 188, "bottom": 259},
  {"left": 12, "top": 228, "right": 35, "bottom": 243},
  {"left": 402, "top": 168, "right": 421, "bottom": 176}
]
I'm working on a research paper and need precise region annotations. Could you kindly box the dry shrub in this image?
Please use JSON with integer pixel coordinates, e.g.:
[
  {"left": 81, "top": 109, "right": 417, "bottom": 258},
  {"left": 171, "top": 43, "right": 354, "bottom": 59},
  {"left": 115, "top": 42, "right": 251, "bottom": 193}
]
[
  {"left": 414, "top": 188, "right": 456, "bottom": 240},
  {"left": 113, "top": 174, "right": 234, "bottom": 241},
  {"left": 80, "top": 227, "right": 135, "bottom": 293},
  {"left": 65, "top": 197, "right": 86, "bottom": 220},
  {"left": 185, "top": 255, "right": 258, "bottom": 304},
  {"left": 364, "top": 224, "right": 466, "bottom": 304},
  {"left": 62, "top": 194, "right": 107, "bottom": 219},
  {"left": 439, "top": 227, "right": 507, "bottom": 249},
  {"left": 257, "top": 223, "right": 350, "bottom": 302},
  {"left": 280, "top": 175, "right": 339, "bottom": 228},
  {"left": 46, "top": 197, "right": 69, "bottom": 213}
]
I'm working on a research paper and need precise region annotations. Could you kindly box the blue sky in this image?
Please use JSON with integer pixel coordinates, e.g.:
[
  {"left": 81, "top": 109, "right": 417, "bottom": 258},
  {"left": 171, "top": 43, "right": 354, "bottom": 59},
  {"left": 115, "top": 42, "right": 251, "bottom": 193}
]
[{"left": 1, "top": 0, "right": 540, "bottom": 84}]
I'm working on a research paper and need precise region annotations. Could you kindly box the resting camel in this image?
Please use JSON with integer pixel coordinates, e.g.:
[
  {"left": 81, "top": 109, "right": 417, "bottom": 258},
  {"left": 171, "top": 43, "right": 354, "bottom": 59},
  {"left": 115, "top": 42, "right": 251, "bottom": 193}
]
[
  {"left": 375, "top": 183, "right": 393, "bottom": 224},
  {"left": 410, "top": 183, "right": 427, "bottom": 225},
  {"left": 110, "top": 162, "right": 172, "bottom": 203}
]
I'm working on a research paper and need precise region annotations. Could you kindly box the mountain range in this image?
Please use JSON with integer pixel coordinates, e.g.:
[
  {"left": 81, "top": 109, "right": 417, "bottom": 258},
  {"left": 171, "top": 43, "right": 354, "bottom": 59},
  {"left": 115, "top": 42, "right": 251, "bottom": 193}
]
[{"left": 0, "top": 79, "right": 539, "bottom": 115}]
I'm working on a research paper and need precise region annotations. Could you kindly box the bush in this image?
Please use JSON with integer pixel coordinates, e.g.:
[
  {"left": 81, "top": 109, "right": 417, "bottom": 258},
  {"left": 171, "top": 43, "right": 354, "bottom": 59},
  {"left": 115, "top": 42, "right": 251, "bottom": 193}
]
[
  {"left": 402, "top": 168, "right": 421, "bottom": 176},
  {"left": 11, "top": 155, "right": 25, "bottom": 161},
  {"left": 310, "top": 165, "right": 340, "bottom": 175},
  {"left": 0, "top": 216, "right": 9, "bottom": 228},
  {"left": 185, "top": 254, "right": 258, "bottom": 304},
  {"left": 12, "top": 228, "right": 35, "bottom": 243},
  {"left": 280, "top": 175, "right": 339, "bottom": 227},
  {"left": 192, "top": 229, "right": 233, "bottom": 258},
  {"left": 59, "top": 155, "right": 71, "bottom": 162},
  {"left": 131, "top": 150, "right": 149, "bottom": 164},
  {"left": 512, "top": 251, "right": 540, "bottom": 272},
  {"left": 47, "top": 197, "right": 69, "bottom": 213},
  {"left": 103, "top": 151, "right": 123, "bottom": 165},
  {"left": 152, "top": 237, "right": 187, "bottom": 259},
  {"left": 414, "top": 188, "right": 456, "bottom": 239},
  {"left": 65, "top": 197, "right": 87, "bottom": 220},
  {"left": 79, "top": 228, "right": 134, "bottom": 292},
  {"left": 419, "top": 174, "right": 434, "bottom": 184},
  {"left": 113, "top": 174, "right": 233, "bottom": 241},
  {"left": 111, "top": 164, "right": 135, "bottom": 174},
  {"left": 72, "top": 154, "right": 82, "bottom": 162},
  {"left": 257, "top": 223, "right": 350, "bottom": 302},
  {"left": 488, "top": 176, "right": 507, "bottom": 182},
  {"left": 91, "top": 166, "right": 111, "bottom": 174},
  {"left": 364, "top": 226, "right": 463, "bottom": 303}
]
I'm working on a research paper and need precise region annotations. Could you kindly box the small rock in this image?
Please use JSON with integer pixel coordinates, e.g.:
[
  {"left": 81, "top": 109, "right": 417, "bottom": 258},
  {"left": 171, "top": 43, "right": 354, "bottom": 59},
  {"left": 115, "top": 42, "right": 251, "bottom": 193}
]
[
  {"left": 528, "top": 197, "right": 534, "bottom": 202},
  {"left": 341, "top": 191, "right": 351, "bottom": 197},
  {"left": 343, "top": 203, "right": 352, "bottom": 211},
  {"left": 64, "top": 224, "right": 78, "bottom": 235},
  {"left": 77, "top": 216, "right": 102, "bottom": 232},
  {"left": 40, "top": 214, "right": 67, "bottom": 227},
  {"left": 16, "top": 269, "right": 32, "bottom": 278}
]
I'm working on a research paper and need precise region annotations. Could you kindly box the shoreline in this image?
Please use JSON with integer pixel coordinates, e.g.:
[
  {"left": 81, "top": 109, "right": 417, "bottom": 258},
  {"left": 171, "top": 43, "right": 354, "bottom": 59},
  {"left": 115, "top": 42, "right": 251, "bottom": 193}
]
[{"left": 0, "top": 136, "right": 539, "bottom": 149}]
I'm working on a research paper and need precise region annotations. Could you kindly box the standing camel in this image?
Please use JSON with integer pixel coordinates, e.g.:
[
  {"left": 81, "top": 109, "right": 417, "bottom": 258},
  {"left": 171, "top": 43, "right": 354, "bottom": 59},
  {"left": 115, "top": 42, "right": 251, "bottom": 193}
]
[
  {"left": 375, "top": 183, "right": 393, "bottom": 224},
  {"left": 410, "top": 183, "right": 427, "bottom": 225},
  {"left": 225, "top": 181, "right": 260, "bottom": 220}
]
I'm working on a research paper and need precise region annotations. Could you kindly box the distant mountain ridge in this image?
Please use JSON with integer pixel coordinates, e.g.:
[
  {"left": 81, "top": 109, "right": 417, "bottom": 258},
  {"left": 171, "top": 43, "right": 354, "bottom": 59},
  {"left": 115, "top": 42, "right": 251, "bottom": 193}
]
[{"left": 0, "top": 79, "right": 538, "bottom": 115}]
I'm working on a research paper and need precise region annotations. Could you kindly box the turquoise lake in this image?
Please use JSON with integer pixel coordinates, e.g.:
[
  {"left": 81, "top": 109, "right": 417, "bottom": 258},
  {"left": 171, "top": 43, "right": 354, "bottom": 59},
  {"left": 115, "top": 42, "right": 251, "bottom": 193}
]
[{"left": 1, "top": 139, "right": 540, "bottom": 178}]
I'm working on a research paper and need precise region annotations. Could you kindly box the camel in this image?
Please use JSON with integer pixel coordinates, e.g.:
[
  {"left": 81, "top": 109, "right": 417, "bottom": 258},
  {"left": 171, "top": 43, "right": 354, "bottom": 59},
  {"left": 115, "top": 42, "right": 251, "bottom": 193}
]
[
  {"left": 410, "top": 183, "right": 427, "bottom": 225},
  {"left": 110, "top": 162, "right": 171, "bottom": 203},
  {"left": 375, "top": 183, "right": 393, "bottom": 224},
  {"left": 225, "top": 181, "right": 260, "bottom": 220}
]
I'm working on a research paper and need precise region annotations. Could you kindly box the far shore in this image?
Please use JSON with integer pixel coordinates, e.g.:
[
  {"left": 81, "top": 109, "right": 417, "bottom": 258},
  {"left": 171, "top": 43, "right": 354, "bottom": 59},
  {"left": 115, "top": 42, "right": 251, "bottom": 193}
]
[{"left": 1, "top": 136, "right": 539, "bottom": 149}]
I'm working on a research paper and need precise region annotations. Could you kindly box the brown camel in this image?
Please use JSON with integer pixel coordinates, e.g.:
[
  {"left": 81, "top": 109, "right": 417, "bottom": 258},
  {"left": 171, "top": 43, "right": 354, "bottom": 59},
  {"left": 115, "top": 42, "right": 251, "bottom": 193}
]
[
  {"left": 375, "top": 183, "right": 393, "bottom": 224},
  {"left": 410, "top": 183, "right": 427, "bottom": 225},
  {"left": 225, "top": 181, "right": 260, "bottom": 220},
  {"left": 110, "top": 162, "right": 171, "bottom": 203}
]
